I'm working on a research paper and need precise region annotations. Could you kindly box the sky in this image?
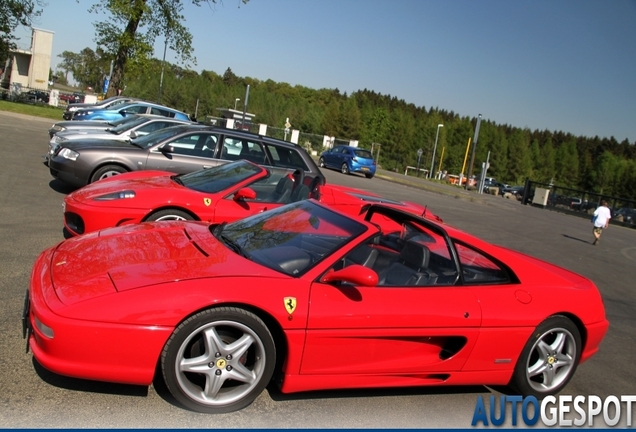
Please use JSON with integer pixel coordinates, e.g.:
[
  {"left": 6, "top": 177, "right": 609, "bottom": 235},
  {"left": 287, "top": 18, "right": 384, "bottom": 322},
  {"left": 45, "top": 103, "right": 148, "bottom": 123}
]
[{"left": 15, "top": 0, "right": 636, "bottom": 142}]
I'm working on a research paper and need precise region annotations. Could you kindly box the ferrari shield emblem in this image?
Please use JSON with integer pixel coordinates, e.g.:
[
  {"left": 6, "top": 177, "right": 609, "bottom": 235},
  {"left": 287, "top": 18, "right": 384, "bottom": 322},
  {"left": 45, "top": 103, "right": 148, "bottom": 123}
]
[
  {"left": 203, "top": 198, "right": 212, "bottom": 206},
  {"left": 284, "top": 297, "right": 297, "bottom": 315}
]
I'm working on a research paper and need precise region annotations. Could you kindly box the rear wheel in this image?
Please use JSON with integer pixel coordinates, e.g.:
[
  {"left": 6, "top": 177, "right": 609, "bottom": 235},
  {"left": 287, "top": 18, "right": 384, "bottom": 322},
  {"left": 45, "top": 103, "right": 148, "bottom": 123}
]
[
  {"left": 509, "top": 315, "right": 581, "bottom": 397},
  {"left": 146, "top": 209, "right": 194, "bottom": 222},
  {"left": 161, "top": 307, "right": 276, "bottom": 413},
  {"left": 90, "top": 165, "right": 127, "bottom": 183},
  {"left": 341, "top": 163, "right": 350, "bottom": 175}
]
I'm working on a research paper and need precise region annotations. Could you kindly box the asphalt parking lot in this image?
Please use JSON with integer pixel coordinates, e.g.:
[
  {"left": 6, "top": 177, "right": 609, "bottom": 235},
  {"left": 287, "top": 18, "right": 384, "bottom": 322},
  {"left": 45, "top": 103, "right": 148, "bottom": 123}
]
[{"left": 1, "top": 111, "right": 635, "bottom": 428}]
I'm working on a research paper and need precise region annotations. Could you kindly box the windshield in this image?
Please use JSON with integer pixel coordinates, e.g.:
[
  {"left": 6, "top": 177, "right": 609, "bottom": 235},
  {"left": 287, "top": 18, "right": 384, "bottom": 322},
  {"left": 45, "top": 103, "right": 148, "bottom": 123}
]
[
  {"left": 131, "top": 126, "right": 192, "bottom": 149},
  {"left": 178, "top": 160, "right": 264, "bottom": 193},
  {"left": 215, "top": 201, "right": 367, "bottom": 277},
  {"left": 110, "top": 116, "right": 148, "bottom": 135}
]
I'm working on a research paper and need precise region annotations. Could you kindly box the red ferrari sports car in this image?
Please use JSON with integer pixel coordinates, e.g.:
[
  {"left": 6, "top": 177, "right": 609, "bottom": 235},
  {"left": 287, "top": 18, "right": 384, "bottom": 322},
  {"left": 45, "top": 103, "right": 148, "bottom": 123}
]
[
  {"left": 24, "top": 200, "right": 607, "bottom": 413},
  {"left": 62, "top": 159, "right": 441, "bottom": 236}
]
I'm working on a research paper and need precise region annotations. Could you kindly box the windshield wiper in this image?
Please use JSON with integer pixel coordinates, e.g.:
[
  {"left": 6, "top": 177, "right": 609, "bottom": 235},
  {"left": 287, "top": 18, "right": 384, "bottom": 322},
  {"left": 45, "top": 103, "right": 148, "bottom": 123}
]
[
  {"left": 171, "top": 175, "right": 184, "bottom": 186},
  {"left": 220, "top": 234, "right": 248, "bottom": 258},
  {"left": 127, "top": 140, "right": 143, "bottom": 148}
]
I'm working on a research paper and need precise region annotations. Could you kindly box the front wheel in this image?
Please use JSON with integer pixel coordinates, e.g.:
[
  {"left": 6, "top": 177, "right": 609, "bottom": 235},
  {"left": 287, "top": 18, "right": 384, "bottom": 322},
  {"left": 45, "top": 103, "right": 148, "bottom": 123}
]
[
  {"left": 146, "top": 209, "right": 194, "bottom": 222},
  {"left": 509, "top": 315, "right": 581, "bottom": 397},
  {"left": 341, "top": 163, "right": 350, "bottom": 175},
  {"left": 90, "top": 165, "right": 127, "bottom": 183},
  {"left": 161, "top": 307, "right": 276, "bottom": 413}
]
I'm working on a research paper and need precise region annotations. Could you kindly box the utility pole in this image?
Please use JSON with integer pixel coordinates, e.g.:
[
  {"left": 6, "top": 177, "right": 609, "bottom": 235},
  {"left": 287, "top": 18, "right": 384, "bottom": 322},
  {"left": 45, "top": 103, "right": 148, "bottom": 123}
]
[{"left": 465, "top": 114, "right": 482, "bottom": 190}]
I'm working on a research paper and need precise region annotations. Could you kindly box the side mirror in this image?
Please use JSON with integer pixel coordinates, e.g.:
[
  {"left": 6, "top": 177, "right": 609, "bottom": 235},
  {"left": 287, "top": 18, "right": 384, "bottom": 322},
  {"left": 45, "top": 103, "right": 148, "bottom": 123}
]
[
  {"left": 233, "top": 187, "right": 256, "bottom": 202},
  {"left": 159, "top": 144, "right": 173, "bottom": 153},
  {"left": 129, "top": 130, "right": 138, "bottom": 139},
  {"left": 320, "top": 265, "right": 378, "bottom": 287}
]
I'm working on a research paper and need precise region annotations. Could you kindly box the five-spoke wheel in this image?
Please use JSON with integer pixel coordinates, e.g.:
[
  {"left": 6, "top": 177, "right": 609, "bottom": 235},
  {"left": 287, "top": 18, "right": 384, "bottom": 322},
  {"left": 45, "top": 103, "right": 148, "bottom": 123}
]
[
  {"left": 510, "top": 315, "right": 581, "bottom": 396},
  {"left": 146, "top": 209, "right": 194, "bottom": 222},
  {"left": 161, "top": 307, "right": 276, "bottom": 413}
]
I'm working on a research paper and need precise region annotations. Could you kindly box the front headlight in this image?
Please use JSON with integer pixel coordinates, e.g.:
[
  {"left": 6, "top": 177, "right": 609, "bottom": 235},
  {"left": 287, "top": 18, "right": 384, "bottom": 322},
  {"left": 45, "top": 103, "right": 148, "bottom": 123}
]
[
  {"left": 93, "top": 190, "right": 136, "bottom": 201},
  {"left": 53, "top": 135, "right": 67, "bottom": 144},
  {"left": 58, "top": 148, "right": 79, "bottom": 161},
  {"left": 69, "top": 106, "right": 80, "bottom": 112},
  {"left": 52, "top": 125, "right": 65, "bottom": 132}
]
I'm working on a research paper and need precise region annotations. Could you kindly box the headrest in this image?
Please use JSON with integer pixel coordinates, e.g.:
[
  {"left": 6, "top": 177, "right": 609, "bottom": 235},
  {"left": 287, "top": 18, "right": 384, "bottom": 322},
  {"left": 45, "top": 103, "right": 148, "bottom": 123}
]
[{"left": 400, "top": 240, "right": 430, "bottom": 269}]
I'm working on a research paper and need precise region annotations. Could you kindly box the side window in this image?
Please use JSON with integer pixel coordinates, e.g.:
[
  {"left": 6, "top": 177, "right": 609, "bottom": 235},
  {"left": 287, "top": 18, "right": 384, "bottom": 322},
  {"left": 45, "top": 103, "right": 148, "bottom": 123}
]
[
  {"left": 238, "top": 170, "right": 290, "bottom": 203},
  {"left": 265, "top": 144, "right": 309, "bottom": 171},
  {"left": 239, "top": 140, "right": 268, "bottom": 164},
  {"left": 340, "top": 214, "right": 459, "bottom": 287},
  {"left": 151, "top": 107, "right": 175, "bottom": 117},
  {"left": 221, "top": 138, "right": 242, "bottom": 161},
  {"left": 454, "top": 241, "right": 511, "bottom": 285},
  {"left": 136, "top": 121, "right": 171, "bottom": 136},
  {"left": 166, "top": 133, "right": 209, "bottom": 157},
  {"left": 332, "top": 147, "right": 342, "bottom": 154},
  {"left": 126, "top": 105, "right": 148, "bottom": 114}
]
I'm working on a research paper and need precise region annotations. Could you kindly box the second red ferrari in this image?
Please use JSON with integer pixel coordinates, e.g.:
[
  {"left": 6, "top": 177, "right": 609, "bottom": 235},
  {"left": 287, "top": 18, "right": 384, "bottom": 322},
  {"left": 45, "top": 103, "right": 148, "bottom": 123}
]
[{"left": 63, "top": 159, "right": 441, "bottom": 236}]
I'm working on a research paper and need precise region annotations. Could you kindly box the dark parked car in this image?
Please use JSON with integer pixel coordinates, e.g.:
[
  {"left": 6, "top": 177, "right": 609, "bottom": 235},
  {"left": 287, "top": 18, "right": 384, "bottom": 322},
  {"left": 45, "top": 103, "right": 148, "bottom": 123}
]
[
  {"left": 25, "top": 90, "right": 50, "bottom": 104},
  {"left": 63, "top": 96, "right": 138, "bottom": 120},
  {"left": 319, "top": 145, "right": 376, "bottom": 178},
  {"left": 48, "top": 125, "right": 325, "bottom": 188},
  {"left": 615, "top": 208, "right": 636, "bottom": 224},
  {"left": 501, "top": 185, "right": 525, "bottom": 198}
]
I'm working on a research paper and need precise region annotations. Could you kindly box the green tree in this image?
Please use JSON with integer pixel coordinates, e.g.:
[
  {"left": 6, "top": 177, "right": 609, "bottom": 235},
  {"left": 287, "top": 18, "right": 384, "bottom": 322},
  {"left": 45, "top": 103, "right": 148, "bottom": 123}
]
[
  {"left": 58, "top": 48, "right": 111, "bottom": 90},
  {"left": 88, "top": 0, "right": 249, "bottom": 97},
  {"left": 0, "top": 0, "right": 42, "bottom": 65}
]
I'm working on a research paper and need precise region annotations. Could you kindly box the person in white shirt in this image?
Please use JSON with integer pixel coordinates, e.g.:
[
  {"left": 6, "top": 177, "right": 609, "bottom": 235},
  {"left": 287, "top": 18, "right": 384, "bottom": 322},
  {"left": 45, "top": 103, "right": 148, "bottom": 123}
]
[{"left": 592, "top": 200, "right": 611, "bottom": 245}]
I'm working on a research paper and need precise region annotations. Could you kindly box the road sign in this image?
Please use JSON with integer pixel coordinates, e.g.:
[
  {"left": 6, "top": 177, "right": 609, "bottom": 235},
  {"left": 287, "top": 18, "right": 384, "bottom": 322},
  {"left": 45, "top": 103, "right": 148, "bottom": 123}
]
[
  {"left": 285, "top": 117, "right": 291, "bottom": 129},
  {"left": 417, "top": 148, "right": 423, "bottom": 156}
]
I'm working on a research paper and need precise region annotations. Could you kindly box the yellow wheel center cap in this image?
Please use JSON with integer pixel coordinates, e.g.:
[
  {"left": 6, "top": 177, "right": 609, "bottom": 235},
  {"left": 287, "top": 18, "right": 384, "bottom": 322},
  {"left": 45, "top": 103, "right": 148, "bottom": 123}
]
[
  {"left": 547, "top": 356, "right": 555, "bottom": 365},
  {"left": 216, "top": 358, "right": 227, "bottom": 369}
]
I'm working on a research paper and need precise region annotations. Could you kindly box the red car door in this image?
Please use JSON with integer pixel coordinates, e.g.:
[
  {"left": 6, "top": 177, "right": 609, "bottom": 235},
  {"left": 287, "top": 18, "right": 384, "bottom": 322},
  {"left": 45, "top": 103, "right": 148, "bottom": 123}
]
[{"left": 302, "top": 282, "right": 481, "bottom": 376}]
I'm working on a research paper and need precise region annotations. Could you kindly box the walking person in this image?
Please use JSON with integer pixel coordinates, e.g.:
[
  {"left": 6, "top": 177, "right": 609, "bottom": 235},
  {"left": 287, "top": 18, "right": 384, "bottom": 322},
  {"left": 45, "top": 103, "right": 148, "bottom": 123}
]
[{"left": 592, "top": 200, "right": 611, "bottom": 245}]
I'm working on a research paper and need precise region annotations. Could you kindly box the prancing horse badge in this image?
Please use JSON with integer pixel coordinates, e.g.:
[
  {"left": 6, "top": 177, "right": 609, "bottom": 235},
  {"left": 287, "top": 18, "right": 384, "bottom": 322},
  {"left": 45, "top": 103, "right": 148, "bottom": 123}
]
[
  {"left": 284, "top": 297, "right": 297, "bottom": 315},
  {"left": 203, "top": 198, "right": 212, "bottom": 206}
]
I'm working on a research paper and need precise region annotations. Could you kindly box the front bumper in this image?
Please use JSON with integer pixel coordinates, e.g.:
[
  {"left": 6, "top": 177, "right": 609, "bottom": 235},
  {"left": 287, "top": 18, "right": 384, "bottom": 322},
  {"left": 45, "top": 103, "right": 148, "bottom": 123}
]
[
  {"left": 63, "top": 195, "right": 147, "bottom": 236},
  {"left": 23, "top": 248, "right": 172, "bottom": 385},
  {"left": 48, "top": 157, "right": 91, "bottom": 188}
]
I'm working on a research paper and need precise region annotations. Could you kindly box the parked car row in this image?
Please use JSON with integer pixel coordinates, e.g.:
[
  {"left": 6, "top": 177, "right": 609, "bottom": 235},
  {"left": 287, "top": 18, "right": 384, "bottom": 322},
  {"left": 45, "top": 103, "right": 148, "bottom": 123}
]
[{"left": 23, "top": 100, "right": 608, "bottom": 415}]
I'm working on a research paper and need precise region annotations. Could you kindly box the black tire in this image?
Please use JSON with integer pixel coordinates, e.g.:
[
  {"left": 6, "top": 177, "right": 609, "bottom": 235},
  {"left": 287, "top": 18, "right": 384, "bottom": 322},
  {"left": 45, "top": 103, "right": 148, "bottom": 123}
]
[
  {"left": 161, "top": 307, "right": 276, "bottom": 413},
  {"left": 365, "top": 173, "right": 374, "bottom": 179},
  {"left": 90, "top": 165, "right": 127, "bottom": 183},
  {"left": 318, "top": 157, "right": 326, "bottom": 168},
  {"left": 341, "top": 163, "right": 350, "bottom": 175},
  {"left": 146, "top": 209, "right": 194, "bottom": 222},
  {"left": 509, "top": 315, "right": 581, "bottom": 397}
]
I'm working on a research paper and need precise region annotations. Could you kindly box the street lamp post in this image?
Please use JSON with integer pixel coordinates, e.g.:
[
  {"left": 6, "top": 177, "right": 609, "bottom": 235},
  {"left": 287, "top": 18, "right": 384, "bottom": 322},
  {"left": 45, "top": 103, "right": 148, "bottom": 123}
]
[
  {"left": 157, "top": 35, "right": 169, "bottom": 104},
  {"left": 429, "top": 124, "right": 444, "bottom": 179},
  {"left": 234, "top": 98, "right": 240, "bottom": 110}
]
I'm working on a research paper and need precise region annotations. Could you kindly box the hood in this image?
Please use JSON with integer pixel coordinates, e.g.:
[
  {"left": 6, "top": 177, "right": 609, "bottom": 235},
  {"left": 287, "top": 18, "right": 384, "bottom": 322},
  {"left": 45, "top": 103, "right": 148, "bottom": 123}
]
[
  {"left": 67, "top": 171, "right": 180, "bottom": 202},
  {"left": 58, "top": 128, "right": 117, "bottom": 139},
  {"left": 63, "top": 139, "right": 137, "bottom": 150},
  {"left": 67, "top": 103, "right": 96, "bottom": 110},
  {"left": 50, "top": 222, "right": 277, "bottom": 306}
]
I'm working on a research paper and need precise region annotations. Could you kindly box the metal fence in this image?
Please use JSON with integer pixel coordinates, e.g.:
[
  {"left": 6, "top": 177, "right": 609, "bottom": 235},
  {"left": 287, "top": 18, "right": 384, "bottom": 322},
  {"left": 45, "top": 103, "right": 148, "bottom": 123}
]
[{"left": 522, "top": 180, "right": 636, "bottom": 228}]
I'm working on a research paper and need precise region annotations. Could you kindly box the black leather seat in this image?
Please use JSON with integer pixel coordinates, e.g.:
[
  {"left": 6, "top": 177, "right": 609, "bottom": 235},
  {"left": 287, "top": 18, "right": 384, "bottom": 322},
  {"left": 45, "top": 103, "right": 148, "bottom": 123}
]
[
  {"left": 379, "top": 240, "right": 437, "bottom": 286},
  {"left": 270, "top": 177, "right": 293, "bottom": 203}
]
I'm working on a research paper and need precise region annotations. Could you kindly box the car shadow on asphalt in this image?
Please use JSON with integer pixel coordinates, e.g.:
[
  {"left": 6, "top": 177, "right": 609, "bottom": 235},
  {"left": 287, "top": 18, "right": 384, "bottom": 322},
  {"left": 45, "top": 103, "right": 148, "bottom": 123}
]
[
  {"left": 265, "top": 382, "right": 488, "bottom": 403},
  {"left": 32, "top": 358, "right": 148, "bottom": 397},
  {"left": 562, "top": 234, "right": 593, "bottom": 244},
  {"left": 48, "top": 179, "right": 76, "bottom": 195}
]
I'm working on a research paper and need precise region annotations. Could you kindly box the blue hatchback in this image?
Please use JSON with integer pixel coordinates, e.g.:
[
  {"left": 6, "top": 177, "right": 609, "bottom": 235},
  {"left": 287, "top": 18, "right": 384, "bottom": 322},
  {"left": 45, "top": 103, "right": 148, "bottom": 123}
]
[
  {"left": 72, "top": 101, "right": 191, "bottom": 122},
  {"left": 319, "top": 145, "right": 376, "bottom": 179}
]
